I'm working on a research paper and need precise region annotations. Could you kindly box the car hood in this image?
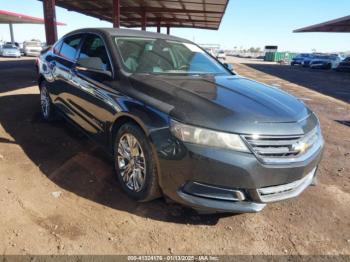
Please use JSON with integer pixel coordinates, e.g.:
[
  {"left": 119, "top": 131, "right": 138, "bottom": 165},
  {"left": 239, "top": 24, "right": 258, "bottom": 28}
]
[{"left": 128, "top": 74, "right": 313, "bottom": 134}]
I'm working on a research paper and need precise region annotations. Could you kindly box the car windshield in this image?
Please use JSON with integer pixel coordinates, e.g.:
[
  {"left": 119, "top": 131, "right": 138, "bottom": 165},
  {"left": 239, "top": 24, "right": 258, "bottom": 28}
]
[
  {"left": 3, "top": 45, "right": 16, "bottom": 49},
  {"left": 114, "top": 37, "right": 230, "bottom": 75}
]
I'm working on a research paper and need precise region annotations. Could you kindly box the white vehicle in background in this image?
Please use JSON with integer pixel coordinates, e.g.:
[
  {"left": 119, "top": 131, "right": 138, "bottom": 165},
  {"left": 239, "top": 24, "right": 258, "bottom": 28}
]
[
  {"left": 23, "top": 40, "right": 43, "bottom": 56},
  {"left": 204, "top": 48, "right": 217, "bottom": 57},
  {"left": 310, "top": 54, "right": 343, "bottom": 70},
  {"left": 1, "top": 44, "right": 21, "bottom": 58},
  {"left": 217, "top": 50, "right": 226, "bottom": 61}
]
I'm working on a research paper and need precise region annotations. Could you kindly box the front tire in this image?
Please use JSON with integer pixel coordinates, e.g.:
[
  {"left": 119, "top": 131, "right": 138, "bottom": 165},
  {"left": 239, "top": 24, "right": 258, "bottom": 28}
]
[
  {"left": 114, "top": 123, "right": 160, "bottom": 202},
  {"left": 39, "top": 81, "right": 55, "bottom": 121}
]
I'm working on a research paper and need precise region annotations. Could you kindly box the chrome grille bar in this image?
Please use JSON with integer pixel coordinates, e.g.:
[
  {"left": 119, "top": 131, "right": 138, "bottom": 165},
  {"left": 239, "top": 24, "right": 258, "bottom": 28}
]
[
  {"left": 242, "top": 127, "right": 323, "bottom": 164},
  {"left": 257, "top": 168, "right": 316, "bottom": 203}
]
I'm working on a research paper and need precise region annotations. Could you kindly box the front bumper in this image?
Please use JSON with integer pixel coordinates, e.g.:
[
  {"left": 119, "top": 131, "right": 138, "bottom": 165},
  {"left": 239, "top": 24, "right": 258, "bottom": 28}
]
[
  {"left": 25, "top": 51, "right": 41, "bottom": 57},
  {"left": 156, "top": 132, "right": 323, "bottom": 213},
  {"left": 177, "top": 190, "right": 266, "bottom": 213},
  {"left": 2, "top": 53, "right": 20, "bottom": 57}
]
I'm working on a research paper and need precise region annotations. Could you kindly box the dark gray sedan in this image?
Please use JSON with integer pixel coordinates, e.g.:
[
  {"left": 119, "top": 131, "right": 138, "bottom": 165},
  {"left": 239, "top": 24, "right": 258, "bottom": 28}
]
[{"left": 37, "top": 28, "right": 324, "bottom": 213}]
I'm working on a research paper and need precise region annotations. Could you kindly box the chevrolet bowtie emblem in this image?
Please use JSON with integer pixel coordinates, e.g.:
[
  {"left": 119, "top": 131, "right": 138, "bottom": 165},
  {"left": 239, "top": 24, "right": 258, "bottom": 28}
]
[{"left": 293, "top": 141, "right": 310, "bottom": 154}]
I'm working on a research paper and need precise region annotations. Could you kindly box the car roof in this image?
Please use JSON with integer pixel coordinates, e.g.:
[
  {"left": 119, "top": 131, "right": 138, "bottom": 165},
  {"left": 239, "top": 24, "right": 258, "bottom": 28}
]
[{"left": 65, "top": 28, "right": 192, "bottom": 44}]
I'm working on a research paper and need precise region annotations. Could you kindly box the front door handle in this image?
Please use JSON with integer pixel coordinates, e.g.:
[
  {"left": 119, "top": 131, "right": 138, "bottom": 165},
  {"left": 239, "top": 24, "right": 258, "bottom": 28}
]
[
  {"left": 74, "top": 65, "right": 89, "bottom": 71},
  {"left": 49, "top": 61, "right": 56, "bottom": 69}
]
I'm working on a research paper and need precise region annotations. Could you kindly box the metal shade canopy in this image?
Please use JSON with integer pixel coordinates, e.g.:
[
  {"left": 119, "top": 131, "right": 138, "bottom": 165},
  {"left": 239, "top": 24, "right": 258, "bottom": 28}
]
[
  {"left": 0, "top": 9, "right": 65, "bottom": 25},
  {"left": 0, "top": 9, "right": 65, "bottom": 44},
  {"left": 294, "top": 15, "right": 350, "bottom": 33},
  {"left": 42, "top": 0, "right": 229, "bottom": 30}
]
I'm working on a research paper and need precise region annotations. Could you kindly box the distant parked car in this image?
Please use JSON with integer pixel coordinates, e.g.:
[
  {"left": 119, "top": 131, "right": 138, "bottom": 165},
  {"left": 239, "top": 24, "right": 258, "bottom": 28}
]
[
  {"left": 291, "top": 53, "right": 312, "bottom": 66},
  {"left": 23, "top": 40, "right": 43, "bottom": 56},
  {"left": 336, "top": 57, "right": 350, "bottom": 72},
  {"left": 19, "top": 43, "right": 24, "bottom": 55},
  {"left": 310, "top": 54, "right": 342, "bottom": 69},
  {"left": 204, "top": 48, "right": 217, "bottom": 57},
  {"left": 1, "top": 44, "right": 21, "bottom": 58},
  {"left": 302, "top": 54, "right": 318, "bottom": 67},
  {"left": 216, "top": 50, "right": 226, "bottom": 61}
]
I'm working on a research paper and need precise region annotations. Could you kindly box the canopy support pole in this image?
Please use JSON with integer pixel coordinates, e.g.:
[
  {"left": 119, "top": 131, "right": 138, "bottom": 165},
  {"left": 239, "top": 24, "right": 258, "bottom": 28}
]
[
  {"left": 157, "top": 19, "right": 161, "bottom": 33},
  {"left": 167, "top": 26, "right": 170, "bottom": 35},
  {"left": 9, "top": 23, "right": 14, "bottom": 44},
  {"left": 141, "top": 11, "right": 146, "bottom": 31},
  {"left": 43, "top": 0, "right": 58, "bottom": 45},
  {"left": 113, "top": 0, "right": 120, "bottom": 28}
]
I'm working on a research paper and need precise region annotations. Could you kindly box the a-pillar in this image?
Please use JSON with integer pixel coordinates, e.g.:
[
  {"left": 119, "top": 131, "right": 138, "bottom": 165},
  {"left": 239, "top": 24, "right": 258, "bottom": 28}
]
[
  {"left": 141, "top": 11, "right": 147, "bottom": 31},
  {"left": 157, "top": 19, "right": 161, "bottom": 33}
]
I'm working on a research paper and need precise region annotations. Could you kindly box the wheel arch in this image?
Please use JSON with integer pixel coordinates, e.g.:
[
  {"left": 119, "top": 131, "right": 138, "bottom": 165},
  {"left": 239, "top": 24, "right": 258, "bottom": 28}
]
[
  {"left": 109, "top": 113, "right": 164, "bottom": 193},
  {"left": 109, "top": 113, "right": 150, "bottom": 153}
]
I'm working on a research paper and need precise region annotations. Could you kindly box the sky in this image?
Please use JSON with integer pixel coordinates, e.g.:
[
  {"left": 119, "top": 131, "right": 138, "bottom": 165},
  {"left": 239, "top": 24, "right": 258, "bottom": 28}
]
[{"left": 0, "top": 0, "right": 349, "bottom": 52}]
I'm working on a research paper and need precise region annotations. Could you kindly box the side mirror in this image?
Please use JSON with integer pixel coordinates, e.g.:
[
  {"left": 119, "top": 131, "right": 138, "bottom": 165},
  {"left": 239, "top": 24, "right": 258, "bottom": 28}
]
[
  {"left": 76, "top": 57, "right": 112, "bottom": 77},
  {"left": 224, "top": 63, "right": 234, "bottom": 71}
]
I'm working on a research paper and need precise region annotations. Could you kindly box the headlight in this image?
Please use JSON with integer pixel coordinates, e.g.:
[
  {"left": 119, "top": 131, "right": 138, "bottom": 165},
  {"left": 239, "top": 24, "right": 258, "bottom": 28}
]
[{"left": 170, "top": 120, "right": 250, "bottom": 152}]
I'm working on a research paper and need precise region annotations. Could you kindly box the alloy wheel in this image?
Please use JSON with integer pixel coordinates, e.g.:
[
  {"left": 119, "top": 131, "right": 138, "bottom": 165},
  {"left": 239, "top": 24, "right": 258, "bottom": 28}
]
[
  {"left": 117, "top": 133, "right": 146, "bottom": 192},
  {"left": 40, "top": 84, "right": 50, "bottom": 119}
]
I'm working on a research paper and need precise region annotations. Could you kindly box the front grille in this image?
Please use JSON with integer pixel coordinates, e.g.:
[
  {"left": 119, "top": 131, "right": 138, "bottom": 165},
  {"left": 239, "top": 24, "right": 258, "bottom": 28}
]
[
  {"left": 257, "top": 167, "right": 316, "bottom": 203},
  {"left": 243, "top": 127, "right": 322, "bottom": 164}
]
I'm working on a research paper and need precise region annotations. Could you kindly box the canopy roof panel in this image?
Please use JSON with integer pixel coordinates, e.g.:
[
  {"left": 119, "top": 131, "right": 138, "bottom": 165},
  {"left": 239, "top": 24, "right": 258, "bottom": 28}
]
[
  {"left": 0, "top": 9, "right": 65, "bottom": 25},
  {"left": 294, "top": 15, "right": 350, "bottom": 33},
  {"left": 47, "top": 0, "right": 229, "bottom": 30}
]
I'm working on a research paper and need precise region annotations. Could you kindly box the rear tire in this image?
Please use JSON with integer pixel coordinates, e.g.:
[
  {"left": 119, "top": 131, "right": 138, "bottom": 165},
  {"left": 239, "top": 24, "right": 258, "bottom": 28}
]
[
  {"left": 114, "top": 122, "right": 160, "bottom": 202},
  {"left": 39, "top": 81, "right": 55, "bottom": 121}
]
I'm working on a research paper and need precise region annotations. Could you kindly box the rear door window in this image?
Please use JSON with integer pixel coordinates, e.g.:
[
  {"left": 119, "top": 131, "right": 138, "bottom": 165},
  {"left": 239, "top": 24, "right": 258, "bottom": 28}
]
[{"left": 59, "top": 35, "right": 82, "bottom": 61}]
